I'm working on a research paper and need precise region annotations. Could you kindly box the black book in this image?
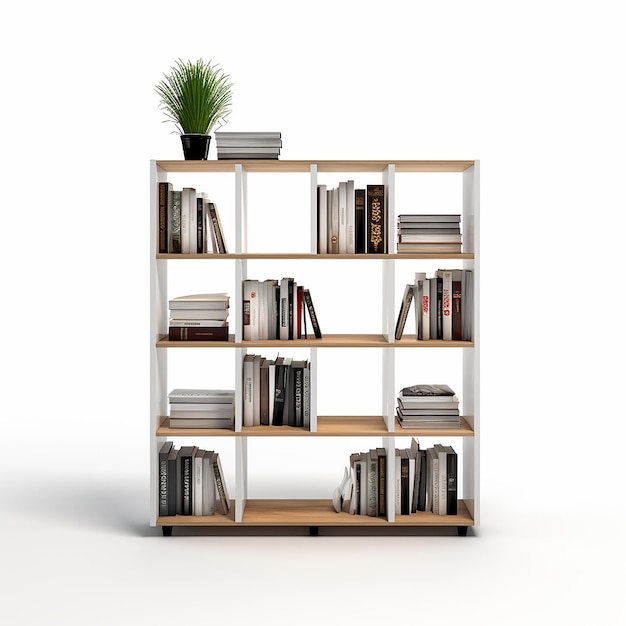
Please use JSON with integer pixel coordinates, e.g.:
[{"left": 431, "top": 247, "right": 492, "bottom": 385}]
[
  {"left": 436, "top": 277, "right": 443, "bottom": 340},
  {"left": 291, "top": 360, "right": 307, "bottom": 427},
  {"left": 178, "top": 445, "right": 198, "bottom": 515},
  {"left": 158, "top": 441, "right": 174, "bottom": 517},
  {"left": 166, "top": 445, "right": 178, "bottom": 516},
  {"left": 287, "top": 279, "right": 295, "bottom": 339},
  {"left": 417, "top": 449, "right": 427, "bottom": 511},
  {"left": 272, "top": 356, "right": 286, "bottom": 426},
  {"left": 444, "top": 445, "right": 458, "bottom": 515},
  {"left": 355, "top": 188, "right": 366, "bottom": 254},
  {"left": 376, "top": 447, "right": 387, "bottom": 517},
  {"left": 366, "top": 184, "right": 386, "bottom": 254},
  {"left": 400, "top": 449, "right": 410, "bottom": 515},
  {"left": 283, "top": 359, "right": 295, "bottom": 426},
  {"left": 303, "top": 289, "right": 322, "bottom": 338},
  {"left": 196, "top": 196, "right": 204, "bottom": 253}
]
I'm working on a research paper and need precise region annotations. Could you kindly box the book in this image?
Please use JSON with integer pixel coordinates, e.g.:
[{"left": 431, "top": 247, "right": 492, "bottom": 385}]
[
  {"left": 399, "top": 449, "right": 410, "bottom": 515},
  {"left": 193, "top": 450, "right": 205, "bottom": 515},
  {"left": 168, "top": 326, "right": 229, "bottom": 341},
  {"left": 169, "top": 404, "right": 234, "bottom": 419},
  {"left": 166, "top": 444, "right": 178, "bottom": 516},
  {"left": 396, "top": 243, "right": 462, "bottom": 253},
  {"left": 397, "top": 214, "right": 461, "bottom": 223},
  {"left": 355, "top": 188, "right": 366, "bottom": 254},
  {"left": 366, "top": 184, "right": 386, "bottom": 254},
  {"left": 434, "top": 444, "right": 448, "bottom": 515},
  {"left": 303, "top": 288, "right": 322, "bottom": 338},
  {"left": 376, "top": 447, "right": 387, "bottom": 517},
  {"left": 207, "top": 202, "right": 228, "bottom": 253},
  {"left": 394, "top": 283, "right": 415, "bottom": 340},
  {"left": 367, "top": 449, "right": 378, "bottom": 517},
  {"left": 243, "top": 354, "right": 255, "bottom": 427},
  {"left": 169, "top": 417, "right": 234, "bottom": 429},
  {"left": 178, "top": 445, "right": 198, "bottom": 515},
  {"left": 400, "top": 383, "right": 456, "bottom": 397},
  {"left": 443, "top": 445, "right": 458, "bottom": 515},
  {"left": 212, "top": 453, "right": 230, "bottom": 515},
  {"left": 260, "top": 357, "right": 271, "bottom": 425},
  {"left": 317, "top": 184, "right": 328, "bottom": 254},
  {"left": 158, "top": 182, "right": 172, "bottom": 254},
  {"left": 169, "top": 293, "right": 230, "bottom": 309},
  {"left": 272, "top": 356, "right": 287, "bottom": 426},
  {"left": 169, "top": 190, "right": 182, "bottom": 253},
  {"left": 168, "top": 389, "right": 235, "bottom": 403},
  {"left": 202, "top": 450, "right": 216, "bottom": 515},
  {"left": 158, "top": 441, "right": 174, "bottom": 516},
  {"left": 180, "top": 187, "right": 196, "bottom": 254},
  {"left": 426, "top": 447, "right": 439, "bottom": 514}
]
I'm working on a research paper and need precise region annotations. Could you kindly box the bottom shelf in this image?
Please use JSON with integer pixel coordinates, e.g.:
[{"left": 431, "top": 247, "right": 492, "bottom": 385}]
[{"left": 157, "top": 498, "right": 474, "bottom": 528}]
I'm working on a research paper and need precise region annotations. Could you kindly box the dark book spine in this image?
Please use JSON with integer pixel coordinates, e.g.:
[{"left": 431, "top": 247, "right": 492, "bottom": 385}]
[
  {"left": 181, "top": 456, "right": 192, "bottom": 515},
  {"left": 284, "top": 363, "right": 295, "bottom": 426},
  {"left": 377, "top": 448, "right": 386, "bottom": 517},
  {"left": 287, "top": 279, "right": 294, "bottom": 340},
  {"left": 196, "top": 197, "right": 204, "bottom": 253},
  {"left": 401, "top": 455, "right": 410, "bottom": 515},
  {"left": 355, "top": 188, "right": 365, "bottom": 254},
  {"left": 303, "top": 289, "right": 322, "bottom": 338},
  {"left": 167, "top": 451, "right": 177, "bottom": 516},
  {"left": 208, "top": 203, "right": 227, "bottom": 253},
  {"left": 452, "top": 279, "right": 462, "bottom": 341},
  {"left": 158, "top": 443, "right": 172, "bottom": 516},
  {"left": 212, "top": 455, "right": 230, "bottom": 515},
  {"left": 436, "top": 277, "right": 443, "bottom": 340},
  {"left": 260, "top": 363, "right": 269, "bottom": 425},
  {"left": 273, "top": 363, "right": 285, "bottom": 426},
  {"left": 158, "top": 183, "right": 169, "bottom": 254},
  {"left": 446, "top": 450, "right": 458, "bottom": 515},
  {"left": 366, "top": 185, "right": 386, "bottom": 254},
  {"left": 168, "top": 326, "right": 229, "bottom": 341},
  {"left": 417, "top": 452, "right": 427, "bottom": 511},
  {"left": 170, "top": 190, "right": 181, "bottom": 253},
  {"left": 296, "top": 286, "right": 304, "bottom": 339},
  {"left": 294, "top": 365, "right": 303, "bottom": 427}
]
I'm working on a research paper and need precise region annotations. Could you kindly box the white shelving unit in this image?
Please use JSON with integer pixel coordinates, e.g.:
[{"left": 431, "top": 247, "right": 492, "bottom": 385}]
[{"left": 150, "top": 159, "right": 479, "bottom": 535}]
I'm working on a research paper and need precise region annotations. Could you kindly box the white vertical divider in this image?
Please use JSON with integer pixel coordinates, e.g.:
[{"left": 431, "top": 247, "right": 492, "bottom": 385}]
[
  {"left": 235, "top": 437, "right": 248, "bottom": 522},
  {"left": 150, "top": 161, "right": 169, "bottom": 526},
  {"left": 383, "top": 436, "right": 395, "bottom": 523},
  {"left": 310, "top": 164, "right": 318, "bottom": 253},
  {"left": 234, "top": 164, "right": 249, "bottom": 521},
  {"left": 462, "top": 160, "right": 480, "bottom": 525},
  {"left": 381, "top": 164, "right": 396, "bottom": 432}
]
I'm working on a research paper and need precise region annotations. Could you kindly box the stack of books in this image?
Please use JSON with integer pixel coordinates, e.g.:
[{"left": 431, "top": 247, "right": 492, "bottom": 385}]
[
  {"left": 168, "top": 293, "right": 230, "bottom": 341},
  {"left": 168, "top": 389, "right": 235, "bottom": 429},
  {"left": 396, "top": 214, "right": 462, "bottom": 254},
  {"left": 396, "top": 384, "right": 461, "bottom": 429},
  {"left": 214, "top": 131, "right": 282, "bottom": 160}
]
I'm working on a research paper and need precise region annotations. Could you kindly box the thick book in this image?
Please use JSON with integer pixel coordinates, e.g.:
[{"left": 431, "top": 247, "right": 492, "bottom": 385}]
[
  {"left": 178, "top": 445, "right": 198, "bottom": 515},
  {"left": 303, "top": 288, "right": 322, "bottom": 338},
  {"left": 444, "top": 445, "right": 458, "bottom": 515},
  {"left": 180, "top": 187, "right": 196, "bottom": 254},
  {"left": 168, "top": 326, "right": 229, "bottom": 341},
  {"left": 169, "top": 189, "right": 182, "bottom": 253},
  {"left": 400, "top": 383, "right": 456, "bottom": 397},
  {"left": 212, "top": 453, "right": 231, "bottom": 516},
  {"left": 367, "top": 449, "right": 378, "bottom": 517},
  {"left": 169, "top": 293, "right": 230, "bottom": 309},
  {"left": 158, "top": 182, "right": 172, "bottom": 254},
  {"left": 366, "top": 185, "right": 386, "bottom": 254},
  {"left": 169, "top": 417, "right": 234, "bottom": 429},
  {"left": 158, "top": 441, "right": 174, "bottom": 516},
  {"left": 168, "top": 389, "right": 235, "bottom": 404},
  {"left": 207, "top": 202, "right": 228, "bottom": 253},
  {"left": 355, "top": 188, "right": 366, "bottom": 254}
]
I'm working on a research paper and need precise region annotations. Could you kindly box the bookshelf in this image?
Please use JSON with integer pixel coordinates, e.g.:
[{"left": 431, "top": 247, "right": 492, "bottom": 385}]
[{"left": 150, "top": 159, "right": 479, "bottom": 536}]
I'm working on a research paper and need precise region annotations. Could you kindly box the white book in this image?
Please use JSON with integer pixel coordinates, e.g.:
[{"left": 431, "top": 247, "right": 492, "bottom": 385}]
[
  {"left": 427, "top": 447, "right": 439, "bottom": 514},
  {"left": 242, "top": 280, "right": 259, "bottom": 341},
  {"left": 421, "top": 277, "right": 431, "bottom": 340},
  {"left": 302, "top": 363, "right": 310, "bottom": 428},
  {"left": 329, "top": 188, "right": 339, "bottom": 253},
  {"left": 194, "top": 450, "right": 204, "bottom": 516},
  {"left": 242, "top": 354, "right": 255, "bottom": 427},
  {"left": 358, "top": 459, "right": 368, "bottom": 516},
  {"left": 338, "top": 181, "right": 347, "bottom": 254},
  {"left": 202, "top": 451, "right": 216, "bottom": 515},
  {"left": 258, "top": 279, "right": 267, "bottom": 341},
  {"left": 169, "top": 389, "right": 235, "bottom": 403},
  {"left": 317, "top": 184, "right": 328, "bottom": 254},
  {"left": 181, "top": 187, "right": 196, "bottom": 254},
  {"left": 346, "top": 180, "right": 355, "bottom": 254},
  {"left": 169, "top": 293, "right": 229, "bottom": 309},
  {"left": 430, "top": 278, "right": 438, "bottom": 340},
  {"left": 395, "top": 451, "right": 402, "bottom": 516},
  {"left": 169, "top": 319, "right": 228, "bottom": 327},
  {"left": 169, "top": 309, "right": 229, "bottom": 320}
]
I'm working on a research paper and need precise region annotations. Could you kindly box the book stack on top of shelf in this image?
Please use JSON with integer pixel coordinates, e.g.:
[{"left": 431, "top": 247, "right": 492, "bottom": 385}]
[
  {"left": 396, "top": 214, "right": 462, "bottom": 254},
  {"left": 395, "top": 270, "right": 473, "bottom": 341},
  {"left": 158, "top": 442, "right": 230, "bottom": 517},
  {"left": 396, "top": 384, "right": 461, "bottom": 429},
  {"left": 242, "top": 277, "right": 321, "bottom": 341},
  {"left": 168, "top": 388, "right": 235, "bottom": 429},
  {"left": 317, "top": 182, "right": 386, "bottom": 254},
  {"left": 158, "top": 183, "right": 227, "bottom": 254},
  {"left": 214, "top": 131, "right": 282, "bottom": 160},
  {"left": 169, "top": 293, "right": 230, "bottom": 341},
  {"left": 242, "top": 353, "right": 310, "bottom": 428}
]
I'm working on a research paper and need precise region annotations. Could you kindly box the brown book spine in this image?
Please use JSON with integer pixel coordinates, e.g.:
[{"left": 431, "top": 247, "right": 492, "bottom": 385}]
[
  {"left": 158, "top": 182, "right": 170, "bottom": 254},
  {"left": 169, "top": 326, "right": 229, "bottom": 341},
  {"left": 366, "top": 185, "right": 386, "bottom": 254}
]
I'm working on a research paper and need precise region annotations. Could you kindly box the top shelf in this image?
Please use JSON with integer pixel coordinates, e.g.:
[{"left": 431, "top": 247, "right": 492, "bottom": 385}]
[{"left": 155, "top": 160, "right": 476, "bottom": 174}]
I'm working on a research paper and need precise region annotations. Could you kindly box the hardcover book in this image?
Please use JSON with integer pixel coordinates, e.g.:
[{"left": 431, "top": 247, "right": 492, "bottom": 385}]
[{"left": 366, "top": 185, "right": 386, "bottom": 254}]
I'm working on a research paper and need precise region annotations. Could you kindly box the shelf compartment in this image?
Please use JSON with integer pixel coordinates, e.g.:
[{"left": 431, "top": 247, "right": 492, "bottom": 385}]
[
  {"left": 156, "top": 415, "right": 474, "bottom": 437},
  {"left": 156, "top": 334, "right": 474, "bottom": 349},
  {"left": 157, "top": 506, "right": 236, "bottom": 526}
]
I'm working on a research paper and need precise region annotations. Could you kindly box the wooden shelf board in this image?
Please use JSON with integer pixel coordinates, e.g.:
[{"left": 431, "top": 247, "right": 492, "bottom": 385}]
[
  {"left": 156, "top": 252, "right": 475, "bottom": 260},
  {"left": 156, "top": 415, "right": 474, "bottom": 437},
  {"left": 157, "top": 334, "right": 474, "bottom": 349},
  {"left": 156, "top": 160, "right": 475, "bottom": 174},
  {"left": 158, "top": 499, "right": 473, "bottom": 527}
]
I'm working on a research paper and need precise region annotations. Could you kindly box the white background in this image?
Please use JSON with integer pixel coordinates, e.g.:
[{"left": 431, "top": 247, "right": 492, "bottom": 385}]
[{"left": 1, "top": 1, "right": 625, "bottom": 624}]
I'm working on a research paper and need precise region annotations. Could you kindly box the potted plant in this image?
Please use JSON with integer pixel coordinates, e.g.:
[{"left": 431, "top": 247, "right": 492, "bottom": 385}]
[{"left": 155, "top": 58, "right": 233, "bottom": 160}]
